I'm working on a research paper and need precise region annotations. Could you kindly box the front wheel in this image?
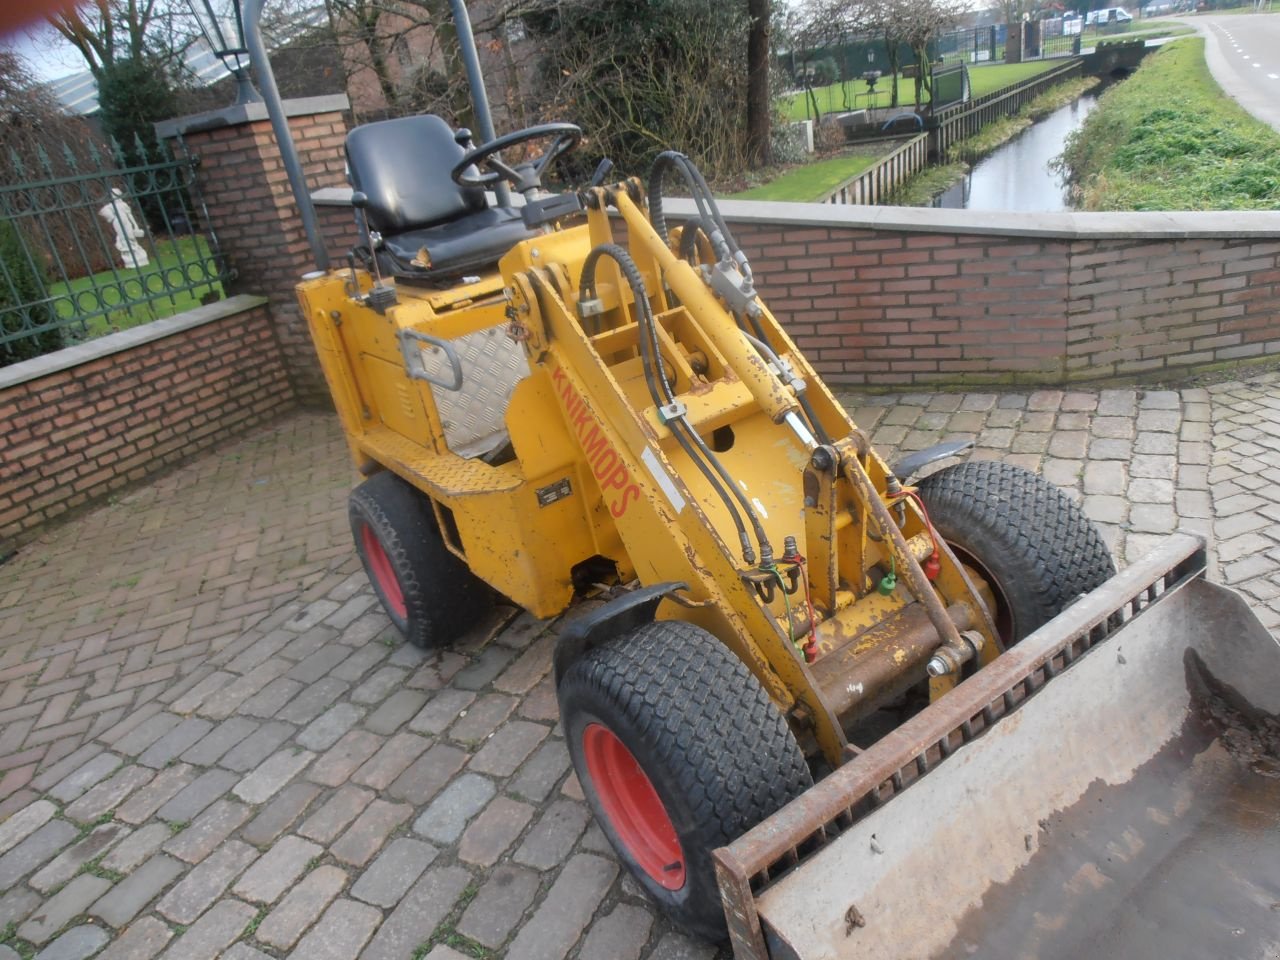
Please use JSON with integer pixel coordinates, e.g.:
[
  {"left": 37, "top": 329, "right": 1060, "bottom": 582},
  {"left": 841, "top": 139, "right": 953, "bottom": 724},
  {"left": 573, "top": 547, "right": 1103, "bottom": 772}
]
[
  {"left": 348, "top": 471, "right": 490, "bottom": 648},
  {"left": 557, "top": 620, "right": 812, "bottom": 941},
  {"left": 915, "top": 459, "right": 1116, "bottom": 646}
]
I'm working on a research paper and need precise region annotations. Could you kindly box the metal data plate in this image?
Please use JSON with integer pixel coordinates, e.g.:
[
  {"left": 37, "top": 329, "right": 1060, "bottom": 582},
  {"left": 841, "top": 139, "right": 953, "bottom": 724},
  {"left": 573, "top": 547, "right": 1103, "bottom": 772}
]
[{"left": 416, "top": 325, "right": 530, "bottom": 460}]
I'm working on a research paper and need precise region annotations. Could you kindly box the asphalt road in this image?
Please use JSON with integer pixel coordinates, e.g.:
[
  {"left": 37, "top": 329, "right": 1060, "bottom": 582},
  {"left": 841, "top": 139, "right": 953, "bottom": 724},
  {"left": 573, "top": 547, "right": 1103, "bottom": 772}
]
[{"left": 1184, "top": 13, "right": 1280, "bottom": 132}]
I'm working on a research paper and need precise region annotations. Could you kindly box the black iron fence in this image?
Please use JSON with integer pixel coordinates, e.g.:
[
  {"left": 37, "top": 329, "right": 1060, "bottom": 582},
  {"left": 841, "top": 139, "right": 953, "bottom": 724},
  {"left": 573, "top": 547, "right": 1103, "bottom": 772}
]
[{"left": 0, "top": 136, "right": 232, "bottom": 367}]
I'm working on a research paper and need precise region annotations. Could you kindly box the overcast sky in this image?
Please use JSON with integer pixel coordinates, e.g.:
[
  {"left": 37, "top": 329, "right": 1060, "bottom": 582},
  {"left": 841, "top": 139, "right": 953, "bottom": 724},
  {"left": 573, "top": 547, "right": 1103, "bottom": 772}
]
[{"left": 2, "top": 20, "right": 87, "bottom": 82}]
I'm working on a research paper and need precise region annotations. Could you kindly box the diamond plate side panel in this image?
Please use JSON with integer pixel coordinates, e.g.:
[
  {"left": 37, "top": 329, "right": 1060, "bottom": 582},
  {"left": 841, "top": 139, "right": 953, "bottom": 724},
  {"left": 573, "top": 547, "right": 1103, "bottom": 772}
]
[{"left": 416, "top": 326, "right": 530, "bottom": 459}]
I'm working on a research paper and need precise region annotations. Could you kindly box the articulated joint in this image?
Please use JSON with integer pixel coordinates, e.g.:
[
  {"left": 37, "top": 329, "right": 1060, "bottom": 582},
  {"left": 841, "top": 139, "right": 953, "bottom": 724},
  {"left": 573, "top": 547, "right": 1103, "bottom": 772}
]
[{"left": 926, "top": 630, "right": 986, "bottom": 677}]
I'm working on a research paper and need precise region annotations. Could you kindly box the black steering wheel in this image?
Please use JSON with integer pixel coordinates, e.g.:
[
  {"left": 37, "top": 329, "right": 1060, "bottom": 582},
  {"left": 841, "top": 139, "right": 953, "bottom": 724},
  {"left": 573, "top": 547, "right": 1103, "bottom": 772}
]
[{"left": 451, "top": 122, "right": 583, "bottom": 193}]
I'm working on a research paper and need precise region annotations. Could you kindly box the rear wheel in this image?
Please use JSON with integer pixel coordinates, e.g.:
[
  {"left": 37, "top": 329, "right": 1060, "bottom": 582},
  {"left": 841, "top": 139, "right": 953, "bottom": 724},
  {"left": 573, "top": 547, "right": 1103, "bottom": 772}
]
[
  {"left": 915, "top": 459, "right": 1116, "bottom": 646},
  {"left": 348, "top": 470, "right": 489, "bottom": 648},
  {"left": 558, "top": 620, "right": 812, "bottom": 941}
]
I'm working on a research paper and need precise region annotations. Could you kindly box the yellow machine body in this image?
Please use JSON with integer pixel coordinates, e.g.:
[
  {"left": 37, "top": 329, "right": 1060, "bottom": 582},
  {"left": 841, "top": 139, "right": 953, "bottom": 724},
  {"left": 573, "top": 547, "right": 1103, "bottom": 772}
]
[{"left": 296, "top": 180, "right": 998, "bottom": 768}]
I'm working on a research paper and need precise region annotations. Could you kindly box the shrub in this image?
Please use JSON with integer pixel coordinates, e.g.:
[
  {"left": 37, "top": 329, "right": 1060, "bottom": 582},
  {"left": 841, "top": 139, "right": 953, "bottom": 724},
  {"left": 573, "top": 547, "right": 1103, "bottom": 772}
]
[{"left": 0, "top": 219, "right": 63, "bottom": 366}]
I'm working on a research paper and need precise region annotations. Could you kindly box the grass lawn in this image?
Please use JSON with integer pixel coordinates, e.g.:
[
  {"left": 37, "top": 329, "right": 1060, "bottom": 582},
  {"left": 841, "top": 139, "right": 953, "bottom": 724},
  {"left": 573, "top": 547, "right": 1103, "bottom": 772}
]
[
  {"left": 728, "top": 153, "right": 882, "bottom": 201},
  {"left": 781, "top": 60, "right": 1059, "bottom": 121},
  {"left": 1060, "top": 37, "right": 1280, "bottom": 209},
  {"left": 50, "top": 235, "right": 226, "bottom": 340}
]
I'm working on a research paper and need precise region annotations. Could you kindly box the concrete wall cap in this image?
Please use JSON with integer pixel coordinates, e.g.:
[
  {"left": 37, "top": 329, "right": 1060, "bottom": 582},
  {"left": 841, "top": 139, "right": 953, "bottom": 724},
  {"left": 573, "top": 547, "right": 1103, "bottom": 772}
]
[
  {"left": 0, "top": 294, "right": 269, "bottom": 391},
  {"left": 657, "top": 198, "right": 1280, "bottom": 240},
  {"left": 156, "top": 94, "right": 351, "bottom": 140}
]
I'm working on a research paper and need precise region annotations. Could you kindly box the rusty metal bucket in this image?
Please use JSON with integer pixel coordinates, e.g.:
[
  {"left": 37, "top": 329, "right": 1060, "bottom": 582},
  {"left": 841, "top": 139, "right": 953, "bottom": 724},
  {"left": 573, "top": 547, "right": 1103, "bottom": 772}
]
[{"left": 715, "top": 533, "right": 1280, "bottom": 959}]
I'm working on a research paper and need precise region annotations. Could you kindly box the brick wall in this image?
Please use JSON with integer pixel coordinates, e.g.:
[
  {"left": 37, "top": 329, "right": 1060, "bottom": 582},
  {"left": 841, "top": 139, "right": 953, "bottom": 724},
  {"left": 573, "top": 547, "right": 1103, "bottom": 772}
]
[
  {"left": 0, "top": 297, "right": 294, "bottom": 553},
  {"left": 164, "top": 98, "right": 351, "bottom": 402},
  {"left": 712, "top": 205, "right": 1280, "bottom": 387}
]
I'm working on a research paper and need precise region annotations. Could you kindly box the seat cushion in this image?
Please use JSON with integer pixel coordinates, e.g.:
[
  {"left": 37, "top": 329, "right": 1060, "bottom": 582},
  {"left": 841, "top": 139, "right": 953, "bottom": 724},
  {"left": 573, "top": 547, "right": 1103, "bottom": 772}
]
[{"left": 377, "top": 206, "right": 536, "bottom": 281}]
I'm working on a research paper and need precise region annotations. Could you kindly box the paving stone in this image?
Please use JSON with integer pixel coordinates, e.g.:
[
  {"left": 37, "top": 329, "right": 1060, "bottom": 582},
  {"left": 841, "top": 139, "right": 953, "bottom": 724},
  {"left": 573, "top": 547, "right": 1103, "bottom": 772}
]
[
  {"left": 1039, "top": 458, "right": 1082, "bottom": 488},
  {"left": 361, "top": 865, "right": 471, "bottom": 960},
  {"left": 513, "top": 798, "right": 591, "bottom": 870},
  {"left": 217, "top": 720, "right": 295, "bottom": 772},
  {"left": 1130, "top": 454, "right": 1176, "bottom": 480},
  {"left": 458, "top": 796, "right": 535, "bottom": 867},
  {"left": 156, "top": 898, "right": 255, "bottom": 960},
  {"left": 154, "top": 768, "right": 238, "bottom": 823},
  {"left": 504, "top": 853, "right": 618, "bottom": 960},
  {"left": 233, "top": 747, "right": 314, "bottom": 803},
  {"left": 231, "top": 834, "right": 322, "bottom": 904},
  {"left": 0, "top": 798, "right": 55, "bottom": 854},
  {"left": 0, "top": 887, "right": 40, "bottom": 929},
  {"left": 179, "top": 717, "right": 259, "bottom": 766},
  {"left": 296, "top": 703, "right": 364, "bottom": 752},
  {"left": 274, "top": 677, "right": 351, "bottom": 726},
  {"left": 101, "top": 822, "right": 171, "bottom": 873},
  {"left": 48, "top": 753, "right": 121, "bottom": 802},
  {"left": 413, "top": 773, "right": 497, "bottom": 845},
  {"left": 256, "top": 863, "right": 348, "bottom": 950},
  {"left": 1137, "top": 408, "right": 1180, "bottom": 432},
  {"left": 1135, "top": 431, "right": 1179, "bottom": 455},
  {"left": 64, "top": 765, "right": 155, "bottom": 823},
  {"left": 156, "top": 839, "right": 259, "bottom": 924},
  {"left": 290, "top": 897, "right": 382, "bottom": 960},
  {"left": 407, "top": 690, "right": 476, "bottom": 735},
  {"left": 350, "top": 667, "right": 409, "bottom": 705},
  {"left": 455, "top": 863, "right": 541, "bottom": 949},
  {"left": 94, "top": 914, "right": 172, "bottom": 960},
  {"left": 452, "top": 645, "right": 517, "bottom": 691},
  {"left": 238, "top": 781, "right": 321, "bottom": 847},
  {"left": 298, "top": 784, "right": 375, "bottom": 844},
  {"left": 350, "top": 837, "right": 437, "bottom": 908},
  {"left": 285, "top": 644, "right": 351, "bottom": 686},
  {"left": 199, "top": 660, "right": 292, "bottom": 720},
  {"left": 508, "top": 739, "right": 572, "bottom": 803},
  {"left": 90, "top": 852, "right": 184, "bottom": 928},
  {"left": 329, "top": 643, "right": 391, "bottom": 683},
  {"left": 468, "top": 720, "right": 550, "bottom": 777},
  {"left": 364, "top": 689, "right": 430, "bottom": 735},
  {"left": 1089, "top": 438, "right": 1133, "bottom": 461},
  {"left": 219, "top": 946, "right": 272, "bottom": 960},
  {"left": 112, "top": 714, "right": 182, "bottom": 757},
  {"left": 114, "top": 764, "right": 196, "bottom": 824},
  {"left": 352, "top": 732, "right": 429, "bottom": 789},
  {"left": 137, "top": 717, "right": 214, "bottom": 768},
  {"left": 32, "top": 923, "right": 109, "bottom": 960},
  {"left": 307, "top": 730, "right": 386, "bottom": 787},
  {"left": 1083, "top": 460, "right": 1126, "bottom": 496},
  {"left": 422, "top": 948, "right": 469, "bottom": 960},
  {"left": 19, "top": 874, "right": 112, "bottom": 944},
  {"left": 646, "top": 931, "right": 718, "bottom": 959},
  {"left": 238, "top": 677, "right": 304, "bottom": 718},
  {"left": 0, "top": 819, "right": 78, "bottom": 883},
  {"left": 331, "top": 798, "right": 413, "bottom": 867},
  {"left": 387, "top": 742, "right": 468, "bottom": 805},
  {"left": 29, "top": 745, "right": 101, "bottom": 792},
  {"left": 578, "top": 903, "right": 654, "bottom": 960},
  {"left": 448, "top": 693, "right": 517, "bottom": 744},
  {"left": 162, "top": 798, "right": 252, "bottom": 863},
  {"left": 493, "top": 634, "right": 555, "bottom": 695},
  {"left": 30, "top": 821, "right": 131, "bottom": 893},
  {"left": 1128, "top": 504, "right": 1178, "bottom": 534}
]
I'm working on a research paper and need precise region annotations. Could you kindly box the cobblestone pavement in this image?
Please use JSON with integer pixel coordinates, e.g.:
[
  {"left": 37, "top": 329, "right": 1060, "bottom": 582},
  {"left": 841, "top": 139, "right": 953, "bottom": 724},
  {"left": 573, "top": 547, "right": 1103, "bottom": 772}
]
[{"left": 1, "top": 374, "right": 1278, "bottom": 960}]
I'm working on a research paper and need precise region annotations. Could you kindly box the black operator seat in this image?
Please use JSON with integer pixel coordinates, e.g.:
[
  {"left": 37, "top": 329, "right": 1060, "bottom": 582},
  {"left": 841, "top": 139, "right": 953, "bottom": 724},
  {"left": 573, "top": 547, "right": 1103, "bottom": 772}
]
[{"left": 344, "top": 115, "right": 535, "bottom": 284}]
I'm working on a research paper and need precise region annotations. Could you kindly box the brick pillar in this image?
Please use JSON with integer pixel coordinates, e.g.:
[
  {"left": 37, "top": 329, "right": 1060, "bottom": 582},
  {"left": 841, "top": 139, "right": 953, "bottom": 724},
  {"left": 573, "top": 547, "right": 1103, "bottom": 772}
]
[{"left": 158, "top": 95, "right": 353, "bottom": 403}]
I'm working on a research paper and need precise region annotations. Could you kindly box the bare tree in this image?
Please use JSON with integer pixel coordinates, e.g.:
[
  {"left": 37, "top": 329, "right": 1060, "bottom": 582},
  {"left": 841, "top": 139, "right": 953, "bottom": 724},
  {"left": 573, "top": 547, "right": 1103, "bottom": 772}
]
[{"left": 46, "top": 0, "right": 190, "bottom": 79}]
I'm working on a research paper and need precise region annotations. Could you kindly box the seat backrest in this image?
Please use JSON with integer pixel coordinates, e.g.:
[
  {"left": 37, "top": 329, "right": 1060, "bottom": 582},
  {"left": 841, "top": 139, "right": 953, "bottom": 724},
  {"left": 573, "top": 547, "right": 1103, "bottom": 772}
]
[{"left": 345, "top": 115, "right": 487, "bottom": 235}]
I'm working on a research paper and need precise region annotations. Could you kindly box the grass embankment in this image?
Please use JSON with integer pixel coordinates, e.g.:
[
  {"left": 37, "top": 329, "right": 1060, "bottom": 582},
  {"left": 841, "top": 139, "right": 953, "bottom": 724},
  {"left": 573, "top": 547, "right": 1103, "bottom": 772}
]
[
  {"left": 729, "top": 152, "right": 881, "bottom": 201},
  {"left": 1059, "top": 37, "right": 1280, "bottom": 209},
  {"left": 889, "top": 74, "right": 1101, "bottom": 205},
  {"left": 781, "top": 60, "right": 1058, "bottom": 121}
]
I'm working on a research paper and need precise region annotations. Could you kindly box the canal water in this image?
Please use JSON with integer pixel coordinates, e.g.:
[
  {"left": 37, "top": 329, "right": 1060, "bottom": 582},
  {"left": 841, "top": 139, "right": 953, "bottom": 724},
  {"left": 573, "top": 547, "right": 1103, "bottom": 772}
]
[{"left": 932, "top": 93, "right": 1098, "bottom": 211}]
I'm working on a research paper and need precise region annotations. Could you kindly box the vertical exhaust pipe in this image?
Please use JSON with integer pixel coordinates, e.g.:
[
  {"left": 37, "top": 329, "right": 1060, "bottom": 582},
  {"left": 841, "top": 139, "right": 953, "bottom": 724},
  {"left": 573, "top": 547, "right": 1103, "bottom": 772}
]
[{"left": 448, "top": 0, "right": 511, "bottom": 207}]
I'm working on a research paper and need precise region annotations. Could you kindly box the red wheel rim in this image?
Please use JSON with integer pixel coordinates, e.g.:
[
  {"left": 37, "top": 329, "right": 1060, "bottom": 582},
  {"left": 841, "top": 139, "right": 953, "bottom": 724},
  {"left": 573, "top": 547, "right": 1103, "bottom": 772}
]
[
  {"left": 582, "top": 723, "right": 686, "bottom": 890},
  {"left": 361, "top": 524, "right": 407, "bottom": 620}
]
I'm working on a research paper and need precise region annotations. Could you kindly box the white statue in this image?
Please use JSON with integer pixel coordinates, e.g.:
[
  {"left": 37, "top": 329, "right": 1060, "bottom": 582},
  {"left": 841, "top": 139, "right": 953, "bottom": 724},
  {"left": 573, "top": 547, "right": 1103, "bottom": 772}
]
[{"left": 99, "top": 188, "right": 150, "bottom": 269}]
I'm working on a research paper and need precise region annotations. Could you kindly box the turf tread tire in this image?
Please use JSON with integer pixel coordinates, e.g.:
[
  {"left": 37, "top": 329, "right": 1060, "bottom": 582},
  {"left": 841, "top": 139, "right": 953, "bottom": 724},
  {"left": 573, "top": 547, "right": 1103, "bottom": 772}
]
[
  {"left": 915, "top": 459, "right": 1115, "bottom": 641},
  {"left": 558, "top": 620, "right": 811, "bottom": 940},
  {"left": 348, "top": 471, "right": 489, "bottom": 649}
]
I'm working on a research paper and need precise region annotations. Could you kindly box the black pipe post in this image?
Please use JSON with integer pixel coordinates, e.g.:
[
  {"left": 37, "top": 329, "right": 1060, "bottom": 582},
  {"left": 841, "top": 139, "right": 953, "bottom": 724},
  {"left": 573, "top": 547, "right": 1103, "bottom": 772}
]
[
  {"left": 243, "top": 0, "right": 330, "bottom": 271},
  {"left": 448, "top": 0, "right": 511, "bottom": 207}
]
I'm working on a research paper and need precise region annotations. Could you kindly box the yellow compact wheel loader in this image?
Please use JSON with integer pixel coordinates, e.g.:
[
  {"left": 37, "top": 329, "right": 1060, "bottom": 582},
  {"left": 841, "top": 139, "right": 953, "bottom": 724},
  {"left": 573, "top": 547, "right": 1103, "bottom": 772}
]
[{"left": 244, "top": 3, "right": 1280, "bottom": 955}]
